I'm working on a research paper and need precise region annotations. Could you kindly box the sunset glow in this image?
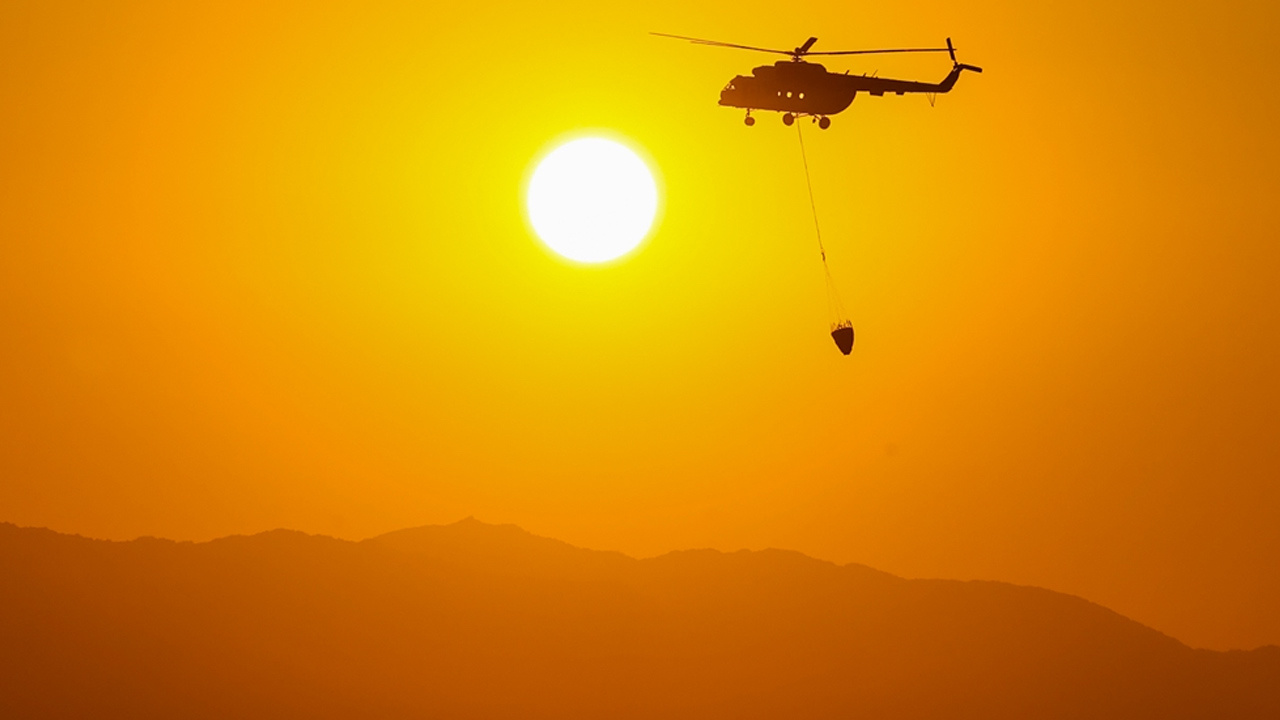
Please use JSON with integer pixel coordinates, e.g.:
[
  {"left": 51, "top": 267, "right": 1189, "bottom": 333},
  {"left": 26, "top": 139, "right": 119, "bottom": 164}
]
[{"left": 2, "top": 0, "right": 1279, "bottom": 669}]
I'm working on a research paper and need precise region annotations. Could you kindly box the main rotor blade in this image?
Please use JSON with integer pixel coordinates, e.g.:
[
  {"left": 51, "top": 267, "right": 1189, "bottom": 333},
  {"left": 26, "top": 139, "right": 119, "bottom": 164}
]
[
  {"left": 650, "top": 32, "right": 792, "bottom": 56},
  {"left": 807, "top": 47, "right": 952, "bottom": 56}
]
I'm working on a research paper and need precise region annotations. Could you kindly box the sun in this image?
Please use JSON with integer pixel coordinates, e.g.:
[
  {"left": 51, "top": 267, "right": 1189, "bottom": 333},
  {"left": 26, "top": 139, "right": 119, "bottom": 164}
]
[{"left": 526, "top": 136, "right": 659, "bottom": 263}]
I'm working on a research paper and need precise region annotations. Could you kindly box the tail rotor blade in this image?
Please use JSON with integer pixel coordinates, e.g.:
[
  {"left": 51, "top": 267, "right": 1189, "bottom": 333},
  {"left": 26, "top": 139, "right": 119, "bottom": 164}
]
[{"left": 947, "top": 37, "right": 957, "bottom": 64}]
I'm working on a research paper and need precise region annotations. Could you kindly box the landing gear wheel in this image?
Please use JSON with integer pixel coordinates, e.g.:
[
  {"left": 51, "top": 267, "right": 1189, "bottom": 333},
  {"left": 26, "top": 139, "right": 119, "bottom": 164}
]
[
  {"left": 782, "top": 113, "right": 795, "bottom": 126},
  {"left": 744, "top": 114, "right": 755, "bottom": 127},
  {"left": 818, "top": 116, "right": 831, "bottom": 130}
]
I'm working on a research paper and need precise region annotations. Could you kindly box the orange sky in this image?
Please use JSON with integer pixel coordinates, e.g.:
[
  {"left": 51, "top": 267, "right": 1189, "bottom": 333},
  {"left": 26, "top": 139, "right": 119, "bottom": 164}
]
[{"left": 2, "top": 0, "right": 1278, "bottom": 651}]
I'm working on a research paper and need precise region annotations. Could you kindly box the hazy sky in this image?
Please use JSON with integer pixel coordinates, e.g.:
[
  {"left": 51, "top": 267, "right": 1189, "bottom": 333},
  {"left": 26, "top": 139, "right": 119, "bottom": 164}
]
[{"left": 3, "top": 0, "right": 1278, "bottom": 651}]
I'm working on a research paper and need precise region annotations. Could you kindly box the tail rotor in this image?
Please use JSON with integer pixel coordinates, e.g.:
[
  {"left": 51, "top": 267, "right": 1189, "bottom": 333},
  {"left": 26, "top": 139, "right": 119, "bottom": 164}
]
[{"left": 946, "top": 37, "right": 983, "bottom": 73}]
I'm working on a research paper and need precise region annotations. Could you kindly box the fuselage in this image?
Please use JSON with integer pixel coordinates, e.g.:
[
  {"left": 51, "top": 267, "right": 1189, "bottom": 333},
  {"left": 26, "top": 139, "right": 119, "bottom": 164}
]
[
  {"left": 719, "top": 60, "right": 971, "bottom": 116},
  {"left": 720, "top": 61, "right": 854, "bottom": 116}
]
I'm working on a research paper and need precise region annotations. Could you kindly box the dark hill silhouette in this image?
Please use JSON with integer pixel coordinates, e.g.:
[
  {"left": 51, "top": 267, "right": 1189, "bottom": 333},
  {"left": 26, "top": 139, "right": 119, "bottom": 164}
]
[{"left": 1, "top": 520, "right": 1276, "bottom": 719}]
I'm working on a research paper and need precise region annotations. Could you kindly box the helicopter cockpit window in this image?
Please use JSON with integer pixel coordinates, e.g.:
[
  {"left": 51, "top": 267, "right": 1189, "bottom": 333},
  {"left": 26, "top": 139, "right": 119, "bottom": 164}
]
[{"left": 723, "top": 81, "right": 736, "bottom": 91}]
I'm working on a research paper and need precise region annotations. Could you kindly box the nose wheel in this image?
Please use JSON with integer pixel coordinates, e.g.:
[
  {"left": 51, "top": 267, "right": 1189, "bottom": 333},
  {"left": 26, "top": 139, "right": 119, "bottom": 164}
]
[
  {"left": 744, "top": 111, "right": 755, "bottom": 127},
  {"left": 818, "top": 116, "right": 831, "bottom": 130},
  {"left": 782, "top": 113, "right": 796, "bottom": 126}
]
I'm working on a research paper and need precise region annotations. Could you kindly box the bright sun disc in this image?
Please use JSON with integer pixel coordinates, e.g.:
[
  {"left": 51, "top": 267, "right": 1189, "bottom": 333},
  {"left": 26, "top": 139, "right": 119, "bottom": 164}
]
[{"left": 526, "top": 137, "right": 658, "bottom": 263}]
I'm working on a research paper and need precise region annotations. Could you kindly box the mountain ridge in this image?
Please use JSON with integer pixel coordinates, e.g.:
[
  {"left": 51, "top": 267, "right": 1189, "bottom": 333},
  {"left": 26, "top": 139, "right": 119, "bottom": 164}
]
[
  {"left": 2, "top": 519, "right": 1277, "bottom": 719},
  {"left": 1, "top": 518, "right": 1267, "bottom": 651}
]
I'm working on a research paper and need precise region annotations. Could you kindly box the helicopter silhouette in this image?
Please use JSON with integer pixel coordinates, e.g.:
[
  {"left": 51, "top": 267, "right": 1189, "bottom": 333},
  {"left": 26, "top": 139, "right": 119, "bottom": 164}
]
[{"left": 653, "top": 33, "right": 982, "bottom": 128}]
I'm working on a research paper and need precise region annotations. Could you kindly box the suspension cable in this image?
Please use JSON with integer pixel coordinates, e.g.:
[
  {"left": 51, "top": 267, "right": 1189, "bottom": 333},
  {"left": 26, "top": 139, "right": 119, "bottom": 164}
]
[
  {"left": 796, "top": 122, "right": 826, "bottom": 264},
  {"left": 796, "top": 123, "right": 848, "bottom": 324}
]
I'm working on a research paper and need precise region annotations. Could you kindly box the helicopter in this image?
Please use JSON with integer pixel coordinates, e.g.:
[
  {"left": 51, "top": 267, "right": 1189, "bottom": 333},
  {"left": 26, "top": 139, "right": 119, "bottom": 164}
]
[{"left": 653, "top": 33, "right": 982, "bottom": 128}]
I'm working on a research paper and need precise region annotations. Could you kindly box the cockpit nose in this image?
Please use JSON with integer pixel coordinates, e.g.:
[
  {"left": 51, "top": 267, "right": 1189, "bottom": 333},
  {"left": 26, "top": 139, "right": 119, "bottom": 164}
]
[{"left": 719, "top": 77, "right": 743, "bottom": 106}]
